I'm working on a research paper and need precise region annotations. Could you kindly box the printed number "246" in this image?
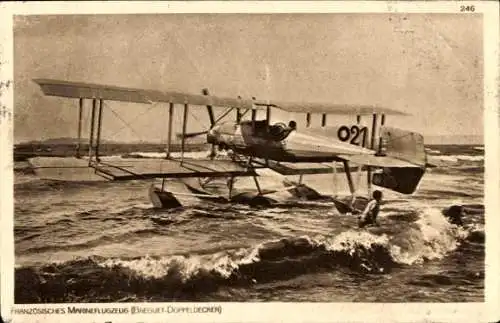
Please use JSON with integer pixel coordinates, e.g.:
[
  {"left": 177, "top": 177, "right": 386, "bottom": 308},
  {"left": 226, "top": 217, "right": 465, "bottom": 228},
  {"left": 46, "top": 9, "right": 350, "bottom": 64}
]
[
  {"left": 460, "top": 5, "right": 475, "bottom": 12},
  {"left": 337, "top": 125, "right": 368, "bottom": 146}
]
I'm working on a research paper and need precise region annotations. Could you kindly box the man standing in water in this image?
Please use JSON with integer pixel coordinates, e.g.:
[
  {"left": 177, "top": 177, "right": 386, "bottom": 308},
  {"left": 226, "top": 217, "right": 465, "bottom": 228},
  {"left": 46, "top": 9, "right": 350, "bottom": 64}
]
[{"left": 358, "top": 190, "right": 383, "bottom": 228}]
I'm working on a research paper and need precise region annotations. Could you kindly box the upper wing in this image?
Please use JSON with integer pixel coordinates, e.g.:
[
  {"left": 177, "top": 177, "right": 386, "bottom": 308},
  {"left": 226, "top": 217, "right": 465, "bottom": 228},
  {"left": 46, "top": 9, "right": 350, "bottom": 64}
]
[
  {"left": 255, "top": 100, "right": 410, "bottom": 116},
  {"left": 34, "top": 79, "right": 409, "bottom": 116},
  {"left": 33, "top": 78, "right": 255, "bottom": 109}
]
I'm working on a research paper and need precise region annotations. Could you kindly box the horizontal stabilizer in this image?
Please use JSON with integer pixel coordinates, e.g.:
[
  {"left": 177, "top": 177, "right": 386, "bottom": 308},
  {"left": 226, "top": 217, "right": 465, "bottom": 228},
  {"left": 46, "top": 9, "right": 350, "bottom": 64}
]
[
  {"left": 339, "top": 154, "right": 423, "bottom": 168},
  {"left": 263, "top": 161, "right": 367, "bottom": 175}
]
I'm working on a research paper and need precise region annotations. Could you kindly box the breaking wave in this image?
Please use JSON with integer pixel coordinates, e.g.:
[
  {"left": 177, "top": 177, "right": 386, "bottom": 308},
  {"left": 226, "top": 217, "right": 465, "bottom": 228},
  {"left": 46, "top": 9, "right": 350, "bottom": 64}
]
[
  {"left": 388, "top": 208, "right": 469, "bottom": 264},
  {"left": 101, "top": 207, "right": 470, "bottom": 279},
  {"left": 15, "top": 206, "right": 478, "bottom": 303}
]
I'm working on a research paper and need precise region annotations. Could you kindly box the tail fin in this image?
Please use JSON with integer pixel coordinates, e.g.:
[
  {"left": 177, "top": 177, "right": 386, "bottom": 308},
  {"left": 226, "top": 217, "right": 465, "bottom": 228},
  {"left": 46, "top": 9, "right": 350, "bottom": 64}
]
[
  {"left": 378, "top": 126, "right": 426, "bottom": 167},
  {"left": 372, "top": 127, "right": 427, "bottom": 194}
]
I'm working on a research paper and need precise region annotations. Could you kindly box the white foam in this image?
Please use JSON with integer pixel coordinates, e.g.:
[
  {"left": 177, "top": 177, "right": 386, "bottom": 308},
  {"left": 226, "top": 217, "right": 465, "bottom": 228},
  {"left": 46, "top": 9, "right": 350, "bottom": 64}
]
[
  {"left": 100, "top": 247, "right": 255, "bottom": 281},
  {"left": 432, "top": 154, "right": 484, "bottom": 163},
  {"left": 322, "top": 231, "right": 390, "bottom": 254},
  {"left": 390, "top": 208, "right": 467, "bottom": 265},
  {"left": 425, "top": 148, "right": 442, "bottom": 154},
  {"left": 455, "top": 155, "right": 484, "bottom": 162}
]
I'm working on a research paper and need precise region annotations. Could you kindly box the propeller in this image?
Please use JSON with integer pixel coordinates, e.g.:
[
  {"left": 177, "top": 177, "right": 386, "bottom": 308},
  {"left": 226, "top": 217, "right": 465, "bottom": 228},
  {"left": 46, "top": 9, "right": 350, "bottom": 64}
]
[{"left": 176, "top": 130, "right": 208, "bottom": 140}]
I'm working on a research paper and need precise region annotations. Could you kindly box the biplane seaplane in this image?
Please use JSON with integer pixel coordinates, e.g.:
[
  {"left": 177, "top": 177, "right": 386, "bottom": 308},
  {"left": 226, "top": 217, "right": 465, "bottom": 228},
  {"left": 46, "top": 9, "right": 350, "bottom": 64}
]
[{"left": 31, "top": 78, "right": 429, "bottom": 211}]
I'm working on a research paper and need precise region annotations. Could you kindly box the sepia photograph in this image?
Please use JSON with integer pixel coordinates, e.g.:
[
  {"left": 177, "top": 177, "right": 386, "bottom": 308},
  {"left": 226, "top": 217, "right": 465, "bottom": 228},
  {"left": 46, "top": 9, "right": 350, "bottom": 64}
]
[{"left": 1, "top": 2, "right": 499, "bottom": 322}]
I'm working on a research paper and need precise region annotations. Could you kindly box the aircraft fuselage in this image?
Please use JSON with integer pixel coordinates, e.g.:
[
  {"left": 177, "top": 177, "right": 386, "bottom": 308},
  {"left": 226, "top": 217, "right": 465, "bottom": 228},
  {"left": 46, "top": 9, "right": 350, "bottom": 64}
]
[{"left": 206, "top": 120, "right": 368, "bottom": 162}]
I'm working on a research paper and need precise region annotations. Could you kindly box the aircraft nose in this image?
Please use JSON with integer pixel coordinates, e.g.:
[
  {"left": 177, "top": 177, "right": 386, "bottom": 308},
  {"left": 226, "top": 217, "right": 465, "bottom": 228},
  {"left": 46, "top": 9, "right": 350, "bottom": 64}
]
[
  {"left": 208, "top": 125, "right": 220, "bottom": 135},
  {"left": 207, "top": 126, "right": 219, "bottom": 144}
]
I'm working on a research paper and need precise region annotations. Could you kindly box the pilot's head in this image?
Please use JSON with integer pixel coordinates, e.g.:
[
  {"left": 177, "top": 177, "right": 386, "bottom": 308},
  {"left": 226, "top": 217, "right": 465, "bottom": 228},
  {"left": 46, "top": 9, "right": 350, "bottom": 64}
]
[{"left": 288, "top": 120, "right": 297, "bottom": 130}]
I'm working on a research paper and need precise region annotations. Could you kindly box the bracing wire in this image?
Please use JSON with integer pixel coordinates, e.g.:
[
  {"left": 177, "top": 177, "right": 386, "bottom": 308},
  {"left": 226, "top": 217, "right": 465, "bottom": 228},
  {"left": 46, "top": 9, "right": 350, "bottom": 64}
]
[
  {"left": 103, "top": 101, "right": 161, "bottom": 142},
  {"left": 381, "top": 132, "right": 415, "bottom": 145},
  {"left": 106, "top": 106, "right": 145, "bottom": 141},
  {"left": 188, "top": 107, "right": 206, "bottom": 129}
]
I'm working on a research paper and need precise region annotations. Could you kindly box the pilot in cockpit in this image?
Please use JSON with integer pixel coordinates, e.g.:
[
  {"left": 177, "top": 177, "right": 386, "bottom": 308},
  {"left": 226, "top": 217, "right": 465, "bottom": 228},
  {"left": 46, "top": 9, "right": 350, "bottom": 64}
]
[{"left": 268, "top": 120, "right": 297, "bottom": 141}]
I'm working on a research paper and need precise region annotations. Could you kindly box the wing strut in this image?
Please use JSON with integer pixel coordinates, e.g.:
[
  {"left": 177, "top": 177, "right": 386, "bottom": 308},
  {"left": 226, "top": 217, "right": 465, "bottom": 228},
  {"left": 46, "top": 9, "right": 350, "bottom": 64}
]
[
  {"left": 251, "top": 108, "right": 257, "bottom": 131},
  {"left": 76, "top": 98, "right": 84, "bottom": 158},
  {"left": 236, "top": 109, "right": 242, "bottom": 122},
  {"left": 166, "top": 102, "right": 174, "bottom": 159},
  {"left": 367, "top": 113, "right": 379, "bottom": 196},
  {"left": 95, "top": 99, "right": 104, "bottom": 161},
  {"left": 75, "top": 98, "right": 83, "bottom": 159},
  {"left": 376, "top": 114, "right": 386, "bottom": 156},
  {"left": 202, "top": 89, "right": 215, "bottom": 126},
  {"left": 236, "top": 95, "right": 242, "bottom": 122},
  {"left": 181, "top": 103, "right": 189, "bottom": 165},
  {"left": 88, "top": 99, "right": 97, "bottom": 166}
]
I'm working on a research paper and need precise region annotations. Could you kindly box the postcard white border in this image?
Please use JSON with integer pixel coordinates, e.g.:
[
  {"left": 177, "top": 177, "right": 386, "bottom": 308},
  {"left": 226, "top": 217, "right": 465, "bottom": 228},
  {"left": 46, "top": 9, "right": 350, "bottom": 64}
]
[{"left": 1, "top": 1, "right": 499, "bottom": 323}]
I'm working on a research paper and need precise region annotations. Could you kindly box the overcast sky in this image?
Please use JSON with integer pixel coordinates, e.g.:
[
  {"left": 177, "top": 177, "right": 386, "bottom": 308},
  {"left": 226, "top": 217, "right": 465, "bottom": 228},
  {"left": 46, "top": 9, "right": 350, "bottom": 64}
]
[{"left": 13, "top": 14, "right": 483, "bottom": 144}]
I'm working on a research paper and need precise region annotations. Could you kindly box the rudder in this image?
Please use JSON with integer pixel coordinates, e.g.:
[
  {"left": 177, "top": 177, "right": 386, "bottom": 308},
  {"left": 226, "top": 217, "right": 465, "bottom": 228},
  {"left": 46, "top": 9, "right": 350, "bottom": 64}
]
[
  {"left": 372, "top": 167, "right": 425, "bottom": 194},
  {"left": 379, "top": 126, "right": 426, "bottom": 167}
]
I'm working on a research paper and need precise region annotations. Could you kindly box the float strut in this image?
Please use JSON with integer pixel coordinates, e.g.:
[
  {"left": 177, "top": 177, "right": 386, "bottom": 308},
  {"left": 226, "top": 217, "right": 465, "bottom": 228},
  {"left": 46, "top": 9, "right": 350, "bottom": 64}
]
[
  {"left": 253, "top": 176, "right": 262, "bottom": 195},
  {"left": 343, "top": 161, "right": 355, "bottom": 196}
]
